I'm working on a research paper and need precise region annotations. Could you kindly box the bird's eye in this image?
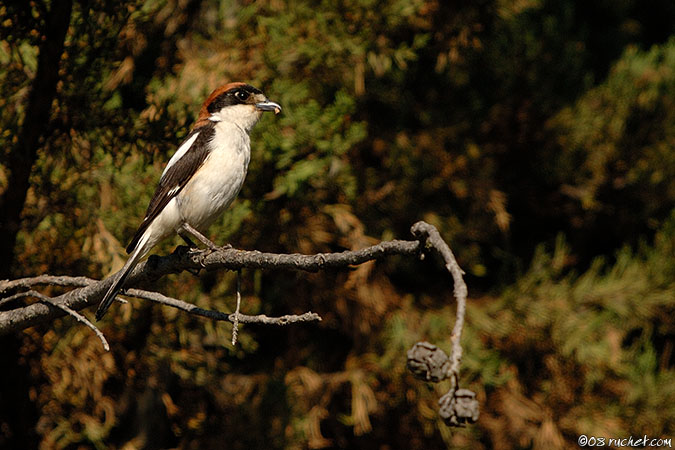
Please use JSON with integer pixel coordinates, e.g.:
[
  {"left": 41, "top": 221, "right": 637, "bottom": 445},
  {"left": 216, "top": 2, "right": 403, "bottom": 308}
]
[{"left": 235, "top": 90, "right": 249, "bottom": 101}]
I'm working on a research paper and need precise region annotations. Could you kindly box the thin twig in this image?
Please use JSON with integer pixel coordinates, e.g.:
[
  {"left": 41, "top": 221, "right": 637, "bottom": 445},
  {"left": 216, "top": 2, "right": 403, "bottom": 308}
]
[
  {"left": 232, "top": 269, "right": 242, "bottom": 345},
  {"left": 229, "top": 311, "right": 322, "bottom": 325},
  {"left": 0, "top": 274, "right": 94, "bottom": 296},
  {"left": 123, "top": 288, "right": 322, "bottom": 326},
  {"left": 14, "top": 290, "right": 110, "bottom": 351},
  {"left": 0, "top": 290, "right": 36, "bottom": 308},
  {"left": 411, "top": 221, "right": 467, "bottom": 392}
]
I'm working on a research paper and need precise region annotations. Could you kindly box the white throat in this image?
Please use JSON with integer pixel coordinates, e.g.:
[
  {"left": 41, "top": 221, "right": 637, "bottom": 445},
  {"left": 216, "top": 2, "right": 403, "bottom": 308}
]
[{"left": 209, "top": 104, "right": 262, "bottom": 133}]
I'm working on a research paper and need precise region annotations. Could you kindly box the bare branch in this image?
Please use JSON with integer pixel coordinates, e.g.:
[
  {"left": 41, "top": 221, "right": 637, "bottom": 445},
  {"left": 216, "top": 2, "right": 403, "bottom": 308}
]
[
  {"left": 0, "top": 220, "right": 472, "bottom": 425},
  {"left": 408, "top": 221, "right": 475, "bottom": 427},
  {"left": 0, "top": 274, "right": 94, "bottom": 296},
  {"left": 230, "top": 311, "right": 322, "bottom": 325},
  {"left": 0, "top": 290, "right": 39, "bottom": 308},
  {"left": 123, "top": 288, "right": 322, "bottom": 326},
  {"left": 123, "top": 288, "right": 231, "bottom": 321},
  {"left": 0, "top": 235, "right": 421, "bottom": 335},
  {"left": 411, "top": 221, "right": 467, "bottom": 391}
]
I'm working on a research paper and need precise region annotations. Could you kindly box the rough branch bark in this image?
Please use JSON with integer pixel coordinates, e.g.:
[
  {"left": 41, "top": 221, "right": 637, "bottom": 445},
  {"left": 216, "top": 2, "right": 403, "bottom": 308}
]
[{"left": 0, "top": 236, "right": 420, "bottom": 334}]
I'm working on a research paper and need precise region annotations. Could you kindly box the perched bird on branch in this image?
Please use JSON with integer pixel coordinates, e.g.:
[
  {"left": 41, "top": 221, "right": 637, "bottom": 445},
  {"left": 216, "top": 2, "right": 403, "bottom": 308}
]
[{"left": 96, "top": 83, "right": 281, "bottom": 320}]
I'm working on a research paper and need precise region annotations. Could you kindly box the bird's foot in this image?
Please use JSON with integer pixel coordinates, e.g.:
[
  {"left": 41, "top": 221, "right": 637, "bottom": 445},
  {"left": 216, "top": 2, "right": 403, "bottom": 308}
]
[
  {"left": 179, "top": 233, "right": 198, "bottom": 249},
  {"left": 179, "top": 223, "right": 219, "bottom": 251}
]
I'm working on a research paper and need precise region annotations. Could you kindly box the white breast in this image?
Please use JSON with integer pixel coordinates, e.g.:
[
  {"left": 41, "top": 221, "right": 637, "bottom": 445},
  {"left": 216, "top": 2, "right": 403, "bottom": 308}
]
[{"left": 175, "top": 121, "right": 251, "bottom": 232}]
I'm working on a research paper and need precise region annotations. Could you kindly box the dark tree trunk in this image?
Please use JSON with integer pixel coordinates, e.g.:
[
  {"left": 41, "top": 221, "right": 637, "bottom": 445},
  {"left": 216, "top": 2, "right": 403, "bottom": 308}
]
[
  {"left": 0, "top": 2, "right": 73, "bottom": 448},
  {"left": 0, "top": 0, "right": 73, "bottom": 279}
]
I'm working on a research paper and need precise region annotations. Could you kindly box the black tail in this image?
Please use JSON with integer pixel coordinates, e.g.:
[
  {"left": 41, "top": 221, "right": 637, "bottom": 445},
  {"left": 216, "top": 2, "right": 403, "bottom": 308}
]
[
  {"left": 96, "top": 268, "right": 131, "bottom": 320},
  {"left": 96, "top": 242, "right": 146, "bottom": 320}
]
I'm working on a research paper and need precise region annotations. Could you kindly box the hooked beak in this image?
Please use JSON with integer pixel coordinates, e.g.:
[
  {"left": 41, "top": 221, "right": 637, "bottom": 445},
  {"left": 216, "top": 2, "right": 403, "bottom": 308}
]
[{"left": 255, "top": 100, "right": 282, "bottom": 115}]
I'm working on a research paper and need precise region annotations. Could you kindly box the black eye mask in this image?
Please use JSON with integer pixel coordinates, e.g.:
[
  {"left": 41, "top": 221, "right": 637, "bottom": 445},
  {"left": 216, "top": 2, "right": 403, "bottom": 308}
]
[{"left": 207, "top": 85, "right": 263, "bottom": 113}]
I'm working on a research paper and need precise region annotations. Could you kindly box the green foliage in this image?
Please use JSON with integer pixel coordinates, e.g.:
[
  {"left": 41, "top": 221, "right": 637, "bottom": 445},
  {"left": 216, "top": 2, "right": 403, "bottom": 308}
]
[
  {"left": 550, "top": 38, "right": 675, "bottom": 231},
  {"left": 261, "top": 85, "right": 366, "bottom": 200},
  {"left": 470, "top": 210, "right": 675, "bottom": 442}
]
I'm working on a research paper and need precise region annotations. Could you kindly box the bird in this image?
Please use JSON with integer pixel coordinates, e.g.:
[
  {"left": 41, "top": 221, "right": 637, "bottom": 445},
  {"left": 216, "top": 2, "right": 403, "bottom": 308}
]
[{"left": 95, "top": 82, "right": 281, "bottom": 320}]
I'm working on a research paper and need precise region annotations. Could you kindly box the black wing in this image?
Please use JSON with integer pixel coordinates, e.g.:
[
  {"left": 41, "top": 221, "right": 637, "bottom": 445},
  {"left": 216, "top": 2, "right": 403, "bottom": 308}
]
[{"left": 125, "top": 123, "right": 215, "bottom": 254}]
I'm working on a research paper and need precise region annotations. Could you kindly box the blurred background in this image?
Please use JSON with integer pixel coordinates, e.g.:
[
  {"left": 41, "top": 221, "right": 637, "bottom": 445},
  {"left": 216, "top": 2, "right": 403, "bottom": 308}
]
[{"left": 1, "top": 0, "right": 674, "bottom": 448}]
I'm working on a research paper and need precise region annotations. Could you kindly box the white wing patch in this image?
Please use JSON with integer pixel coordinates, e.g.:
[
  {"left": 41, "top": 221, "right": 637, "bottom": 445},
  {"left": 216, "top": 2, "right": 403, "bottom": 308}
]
[{"left": 161, "top": 132, "right": 200, "bottom": 180}]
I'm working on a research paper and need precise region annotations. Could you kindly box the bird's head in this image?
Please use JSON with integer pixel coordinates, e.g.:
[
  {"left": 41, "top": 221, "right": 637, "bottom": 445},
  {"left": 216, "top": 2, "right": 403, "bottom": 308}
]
[{"left": 195, "top": 82, "right": 281, "bottom": 131}]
